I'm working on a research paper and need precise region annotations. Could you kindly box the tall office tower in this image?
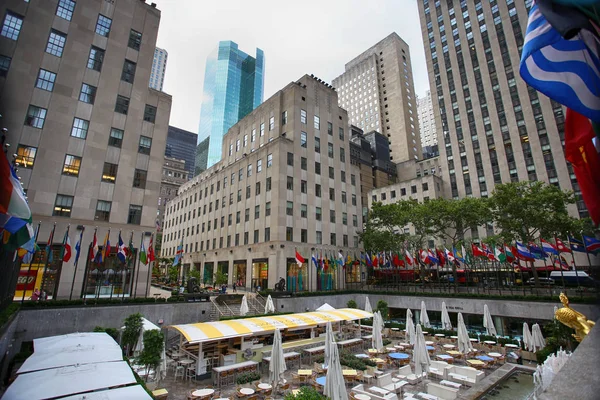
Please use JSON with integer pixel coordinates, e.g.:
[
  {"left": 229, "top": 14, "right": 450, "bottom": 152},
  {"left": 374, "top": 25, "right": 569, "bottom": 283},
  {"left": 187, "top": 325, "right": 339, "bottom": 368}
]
[
  {"left": 162, "top": 75, "right": 363, "bottom": 291},
  {"left": 1, "top": 0, "right": 172, "bottom": 299},
  {"left": 158, "top": 156, "right": 188, "bottom": 233},
  {"left": 417, "top": 0, "right": 585, "bottom": 220},
  {"left": 198, "top": 41, "right": 264, "bottom": 169},
  {"left": 166, "top": 125, "right": 197, "bottom": 179},
  {"left": 333, "top": 33, "right": 422, "bottom": 163},
  {"left": 149, "top": 47, "right": 168, "bottom": 91},
  {"left": 195, "top": 136, "right": 209, "bottom": 175},
  {"left": 417, "top": 90, "right": 437, "bottom": 147}
]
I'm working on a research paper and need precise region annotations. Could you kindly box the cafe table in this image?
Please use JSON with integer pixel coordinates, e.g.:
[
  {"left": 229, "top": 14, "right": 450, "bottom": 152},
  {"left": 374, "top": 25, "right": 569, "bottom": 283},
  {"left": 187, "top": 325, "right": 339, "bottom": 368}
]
[
  {"left": 435, "top": 334, "right": 445, "bottom": 338},
  {"left": 298, "top": 369, "right": 313, "bottom": 376},
  {"left": 425, "top": 341, "right": 434, "bottom": 346},
  {"left": 466, "top": 359, "right": 486, "bottom": 369},
  {"left": 355, "top": 353, "right": 370, "bottom": 359},
  {"left": 316, "top": 376, "right": 326, "bottom": 386},
  {"left": 343, "top": 369, "right": 358, "bottom": 376},
  {"left": 443, "top": 344, "right": 456, "bottom": 349},
  {"left": 388, "top": 353, "right": 410, "bottom": 360},
  {"left": 354, "top": 394, "right": 371, "bottom": 400},
  {"left": 484, "top": 340, "right": 497, "bottom": 346},
  {"left": 436, "top": 354, "right": 454, "bottom": 364},
  {"left": 446, "top": 350, "right": 463, "bottom": 359},
  {"left": 505, "top": 344, "right": 519, "bottom": 349},
  {"left": 192, "top": 389, "right": 215, "bottom": 398},
  {"left": 476, "top": 355, "right": 494, "bottom": 363},
  {"left": 488, "top": 352, "right": 503, "bottom": 358},
  {"left": 257, "top": 383, "right": 272, "bottom": 390},
  {"left": 239, "top": 388, "right": 255, "bottom": 396}
]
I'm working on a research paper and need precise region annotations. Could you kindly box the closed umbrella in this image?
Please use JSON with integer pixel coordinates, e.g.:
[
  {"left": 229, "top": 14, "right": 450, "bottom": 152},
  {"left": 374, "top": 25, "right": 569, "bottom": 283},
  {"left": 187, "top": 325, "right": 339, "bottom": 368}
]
[
  {"left": 324, "top": 321, "right": 335, "bottom": 368},
  {"left": 265, "top": 295, "right": 275, "bottom": 314},
  {"left": 324, "top": 336, "right": 348, "bottom": 400},
  {"left": 413, "top": 324, "right": 431, "bottom": 377},
  {"left": 457, "top": 313, "right": 474, "bottom": 354},
  {"left": 240, "top": 295, "right": 249, "bottom": 316},
  {"left": 372, "top": 311, "right": 384, "bottom": 351},
  {"left": 269, "top": 329, "right": 287, "bottom": 393},
  {"left": 406, "top": 309, "right": 416, "bottom": 345},
  {"left": 531, "top": 323, "right": 546, "bottom": 352},
  {"left": 441, "top": 302, "right": 452, "bottom": 331},
  {"left": 523, "top": 322, "right": 534, "bottom": 352},
  {"left": 365, "top": 296, "right": 373, "bottom": 313},
  {"left": 420, "top": 301, "right": 431, "bottom": 328},
  {"left": 483, "top": 304, "right": 497, "bottom": 336}
]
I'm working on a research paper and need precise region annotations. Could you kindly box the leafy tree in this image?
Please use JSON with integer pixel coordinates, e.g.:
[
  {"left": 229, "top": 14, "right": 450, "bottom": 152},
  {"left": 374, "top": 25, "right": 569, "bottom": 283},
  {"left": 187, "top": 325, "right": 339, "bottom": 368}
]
[
  {"left": 376, "top": 300, "right": 389, "bottom": 320},
  {"left": 167, "top": 266, "right": 178, "bottom": 284},
  {"left": 489, "top": 181, "right": 578, "bottom": 285},
  {"left": 189, "top": 268, "right": 201, "bottom": 282},
  {"left": 347, "top": 300, "right": 358, "bottom": 309},
  {"left": 427, "top": 197, "right": 491, "bottom": 245},
  {"left": 214, "top": 270, "right": 228, "bottom": 285},
  {"left": 137, "top": 329, "right": 165, "bottom": 382},
  {"left": 359, "top": 201, "right": 413, "bottom": 251},
  {"left": 122, "top": 313, "right": 143, "bottom": 355}
]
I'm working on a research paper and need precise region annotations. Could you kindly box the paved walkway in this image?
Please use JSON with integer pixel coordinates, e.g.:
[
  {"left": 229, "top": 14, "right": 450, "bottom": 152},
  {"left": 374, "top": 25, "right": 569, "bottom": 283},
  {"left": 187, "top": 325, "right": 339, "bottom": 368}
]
[{"left": 149, "top": 285, "right": 172, "bottom": 299}]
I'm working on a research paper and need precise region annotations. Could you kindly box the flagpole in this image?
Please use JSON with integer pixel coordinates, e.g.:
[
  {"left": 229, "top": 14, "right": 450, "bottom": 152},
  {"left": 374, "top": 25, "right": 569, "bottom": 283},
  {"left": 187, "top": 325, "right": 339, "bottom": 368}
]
[
  {"left": 58, "top": 224, "right": 70, "bottom": 299},
  {"left": 96, "top": 228, "right": 110, "bottom": 300},
  {"left": 133, "top": 232, "right": 143, "bottom": 298},
  {"left": 40, "top": 223, "right": 56, "bottom": 299},
  {"left": 68, "top": 226, "right": 84, "bottom": 301},
  {"left": 566, "top": 234, "right": 580, "bottom": 287},
  {"left": 144, "top": 234, "right": 153, "bottom": 297},
  {"left": 82, "top": 228, "right": 96, "bottom": 304},
  {"left": 110, "top": 229, "right": 120, "bottom": 302},
  {"left": 124, "top": 231, "right": 134, "bottom": 301},
  {"left": 550, "top": 236, "right": 566, "bottom": 288},
  {"left": 21, "top": 222, "right": 41, "bottom": 303},
  {"left": 580, "top": 231, "right": 593, "bottom": 274}
]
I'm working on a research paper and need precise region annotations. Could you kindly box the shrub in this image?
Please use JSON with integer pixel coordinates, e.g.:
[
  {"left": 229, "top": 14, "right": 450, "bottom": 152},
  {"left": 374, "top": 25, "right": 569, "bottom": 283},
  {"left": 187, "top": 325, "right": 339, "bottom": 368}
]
[
  {"left": 137, "top": 329, "right": 165, "bottom": 381},
  {"left": 347, "top": 300, "right": 358, "bottom": 309},
  {"left": 122, "top": 313, "right": 143, "bottom": 352},
  {"left": 376, "top": 300, "right": 389, "bottom": 319},
  {"left": 236, "top": 371, "right": 261, "bottom": 385},
  {"left": 284, "top": 386, "right": 325, "bottom": 400}
]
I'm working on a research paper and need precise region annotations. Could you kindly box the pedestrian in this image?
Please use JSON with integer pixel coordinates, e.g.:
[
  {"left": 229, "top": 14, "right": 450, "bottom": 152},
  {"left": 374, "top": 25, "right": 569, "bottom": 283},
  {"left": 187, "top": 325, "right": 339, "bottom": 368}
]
[
  {"left": 31, "top": 288, "right": 40, "bottom": 301},
  {"left": 233, "top": 282, "right": 237, "bottom": 293}
]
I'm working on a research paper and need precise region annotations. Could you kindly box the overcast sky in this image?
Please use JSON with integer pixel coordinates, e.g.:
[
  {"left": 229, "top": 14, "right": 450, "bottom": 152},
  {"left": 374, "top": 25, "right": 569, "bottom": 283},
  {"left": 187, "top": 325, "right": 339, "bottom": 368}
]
[{"left": 155, "top": 0, "right": 430, "bottom": 134}]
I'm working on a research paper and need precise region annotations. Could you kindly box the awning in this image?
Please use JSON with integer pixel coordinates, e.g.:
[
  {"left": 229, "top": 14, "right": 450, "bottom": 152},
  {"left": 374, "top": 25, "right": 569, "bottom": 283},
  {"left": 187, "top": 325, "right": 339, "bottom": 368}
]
[
  {"left": 169, "top": 308, "right": 373, "bottom": 344},
  {"left": 58, "top": 385, "right": 152, "bottom": 400}
]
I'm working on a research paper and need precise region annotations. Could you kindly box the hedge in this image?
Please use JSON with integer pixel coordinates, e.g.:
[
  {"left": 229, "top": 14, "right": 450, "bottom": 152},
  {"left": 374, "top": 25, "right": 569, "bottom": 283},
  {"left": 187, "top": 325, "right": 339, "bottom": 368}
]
[{"left": 18, "top": 296, "right": 179, "bottom": 309}]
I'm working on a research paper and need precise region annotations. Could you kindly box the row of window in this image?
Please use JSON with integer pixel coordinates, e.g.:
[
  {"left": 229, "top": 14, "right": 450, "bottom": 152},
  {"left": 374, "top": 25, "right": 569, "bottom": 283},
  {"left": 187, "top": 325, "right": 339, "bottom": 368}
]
[{"left": 53, "top": 194, "right": 142, "bottom": 225}]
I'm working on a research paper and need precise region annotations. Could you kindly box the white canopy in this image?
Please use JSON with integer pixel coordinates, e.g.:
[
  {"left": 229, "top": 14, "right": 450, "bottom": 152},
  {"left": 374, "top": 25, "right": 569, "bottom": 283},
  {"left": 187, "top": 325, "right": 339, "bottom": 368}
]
[
  {"left": 324, "top": 334, "right": 348, "bottom": 400},
  {"left": 58, "top": 385, "right": 152, "bottom": 400},
  {"left": 420, "top": 301, "right": 431, "bottom": 328},
  {"left": 364, "top": 297, "right": 373, "bottom": 313},
  {"left": 414, "top": 323, "right": 431, "bottom": 376},
  {"left": 265, "top": 295, "right": 275, "bottom": 314},
  {"left": 483, "top": 304, "right": 497, "bottom": 337},
  {"left": 523, "top": 322, "right": 534, "bottom": 352},
  {"left": 406, "top": 309, "right": 416, "bottom": 345},
  {"left": 18, "top": 332, "right": 122, "bottom": 374},
  {"left": 269, "top": 329, "right": 287, "bottom": 392},
  {"left": 133, "top": 317, "right": 161, "bottom": 353},
  {"left": 240, "top": 295, "right": 250, "bottom": 316},
  {"left": 3, "top": 361, "right": 136, "bottom": 400},
  {"left": 441, "top": 302, "right": 452, "bottom": 331},
  {"left": 316, "top": 303, "right": 335, "bottom": 311}
]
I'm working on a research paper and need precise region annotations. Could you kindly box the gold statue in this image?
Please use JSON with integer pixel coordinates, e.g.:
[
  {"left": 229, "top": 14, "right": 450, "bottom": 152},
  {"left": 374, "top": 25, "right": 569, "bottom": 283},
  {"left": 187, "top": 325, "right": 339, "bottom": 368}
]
[{"left": 555, "top": 292, "right": 595, "bottom": 342}]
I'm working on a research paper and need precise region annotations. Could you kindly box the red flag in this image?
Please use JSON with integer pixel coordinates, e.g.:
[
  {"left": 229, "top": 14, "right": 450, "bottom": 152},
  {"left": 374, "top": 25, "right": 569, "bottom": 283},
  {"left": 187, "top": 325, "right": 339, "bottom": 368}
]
[
  {"left": 295, "top": 250, "right": 305, "bottom": 265},
  {"left": 405, "top": 250, "right": 413, "bottom": 266},
  {"left": 89, "top": 231, "right": 97, "bottom": 261},
  {"left": 63, "top": 236, "right": 72, "bottom": 262},
  {"left": 555, "top": 238, "right": 572, "bottom": 254},
  {"left": 372, "top": 254, "right": 378, "bottom": 267},
  {"left": 472, "top": 243, "right": 486, "bottom": 258},
  {"left": 437, "top": 249, "right": 446, "bottom": 267},
  {"left": 565, "top": 108, "right": 600, "bottom": 225},
  {"left": 148, "top": 235, "right": 156, "bottom": 262},
  {"left": 392, "top": 252, "right": 401, "bottom": 267}
]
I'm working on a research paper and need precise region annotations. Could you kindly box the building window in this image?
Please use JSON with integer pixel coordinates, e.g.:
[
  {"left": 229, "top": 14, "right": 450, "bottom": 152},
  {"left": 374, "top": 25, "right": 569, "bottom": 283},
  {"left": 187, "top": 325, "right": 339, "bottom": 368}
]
[
  {"left": 265, "top": 227, "right": 271, "bottom": 242},
  {"left": 286, "top": 201, "right": 293, "bottom": 216},
  {"left": 282, "top": 111, "right": 288, "bottom": 125},
  {"left": 266, "top": 177, "right": 272, "bottom": 191},
  {"left": 341, "top": 170, "right": 346, "bottom": 182},
  {"left": 329, "top": 167, "right": 335, "bottom": 179},
  {"left": 102, "top": 162, "right": 118, "bottom": 183},
  {"left": 139, "top": 136, "right": 152, "bottom": 154},
  {"left": 301, "top": 229, "right": 307, "bottom": 243},
  {"left": 127, "top": 205, "right": 142, "bottom": 225},
  {"left": 411, "top": 185, "right": 417, "bottom": 194},
  {"left": 251, "top": 129, "right": 256, "bottom": 142},
  {"left": 133, "top": 169, "right": 147, "bottom": 189},
  {"left": 301, "top": 204, "right": 307, "bottom": 218},
  {"left": 352, "top": 194, "right": 356, "bottom": 206},
  {"left": 16, "top": 145, "right": 37, "bottom": 168},
  {"left": 144, "top": 104, "right": 157, "bottom": 123},
  {"left": 315, "top": 137, "right": 321, "bottom": 153},
  {"left": 301, "top": 157, "right": 307, "bottom": 171},
  {"left": 109, "top": 128, "right": 123, "bottom": 147},
  {"left": 287, "top": 176, "right": 294, "bottom": 191},
  {"left": 327, "top": 122, "right": 333, "bottom": 136},
  {"left": 56, "top": 0, "right": 76, "bottom": 21},
  {"left": 269, "top": 116, "right": 275, "bottom": 130},
  {"left": 315, "top": 161, "right": 321, "bottom": 175},
  {"left": 53, "top": 195, "right": 73, "bottom": 217},
  {"left": 95, "top": 14, "right": 112, "bottom": 37},
  {"left": 247, "top": 164, "right": 252, "bottom": 177},
  {"left": 300, "top": 131, "right": 307, "bottom": 148},
  {"left": 257, "top": 159, "right": 262, "bottom": 172},
  {"left": 328, "top": 143, "right": 334, "bottom": 158},
  {"left": 244, "top": 208, "right": 249, "bottom": 222},
  {"left": 46, "top": 30, "right": 67, "bottom": 57},
  {"left": 95, "top": 200, "right": 111, "bottom": 222},
  {"left": 35, "top": 69, "right": 57, "bottom": 92},
  {"left": 246, "top": 185, "right": 251, "bottom": 198},
  {"left": 1, "top": 12, "right": 23, "bottom": 41},
  {"left": 316, "top": 231, "right": 322, "bottom": 244},
  {"left": 128, "top": 29, "right": 142, "bottom": 50},
  {"left": 62, "top": 154, "right": 81, "bottom": 176},
  {"left": 340, "top": 148, "right": 345, "bottom": 162},
  {"left": 329, "top": 188, "right": 335, "bottom": 200},
  {"left": 0, "top": 55, "right": 11, "bottom": 76},
  {"left": 70, "top": 118, "right": 89, "bottom": 139},
  {"left": 314, "top": 115, "right": 320, "bottom": 130},
  {"left": 330, "top": 233, "right": 336, "bottom": 246},
  {"left": 267, "top": 153, "right": 273, "bottom": 167},
  {"left": 351, "top": 174, "right": 356, "bottom": 185},
  {"left": 316, "top": 207, "right": 322, "bottom": 221},
  {"left": 79, "top": 83, "right": 97, "bottom": 104},
  {"left": 342, "top": 212, "right": 348, "bottom": 225},
  {"left": 315, "top": 184, "right": 321, "bottom": 197},
  {"left": 115, "top": 95, "right": 130, "bottom": 114},
  {"left": 300, "top": 109, "right": 307, "bottom": 124},
  {"left": 286, "top": 227, "right": 293, "bottom": 241},
  {"left": 287, "top": 152, "right": 294, "bottom": 166},
  {"left": 255, "top": 205, "right": 260, "bottom": 219},
  {"left": 121, "top": 60, "right": 136, "bottom": 83},
  {"left": 353, "top": 215, "right": 358, "bottom": 227},
  {"left": 342, "top": 191, "right": 347, "bottom": 204},
  {"left": 266, "top": 202, "right": 271, "bottom": 216},
  {"left": 87, "top": 46, "right": 104, "bottom": 71},
  {"left": 330, "top": 210, "right": 336, "bottom": 223}
]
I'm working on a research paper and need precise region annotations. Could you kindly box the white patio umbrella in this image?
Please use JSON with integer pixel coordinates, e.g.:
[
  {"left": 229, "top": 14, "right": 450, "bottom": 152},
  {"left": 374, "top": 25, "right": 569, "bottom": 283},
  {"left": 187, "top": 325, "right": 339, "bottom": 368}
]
[
  {"left": 457, "top": 313, "right": 474, "bottom": 354},
  {"left": 372, "top": 311, "right": 384, "bottom": 351},
  {"left": 324, "top": 336, "right": 349, "bottom": 400},
  {"left": 264, "top": 295, "right": 275, "bottom": 314},
  {"left": 240, "top": 295, "right": 249, "bottom": 316},
  {"left": 324, "top": 321, "right": 335, "bottom": 368},
  {"left": 441, "top": 302, "right": 453, "bottom": 331},
  {"left": 269, "top": 329, "right": 287, "bottom": 393},
  {"left": 365, "top": 296, "right": 373, "bottom": 313},
  {"left": 406, "top": 308, "right": 416, "bottom": 345},
  {"left": 531, "top": 323, "right": 546, "bottom": 352},
  {"left": 420, "top": 301, "right": 431, "bottom": 328},
  {"left": 483, "top": 304, "right": 497, "bottom": 336},
  {"left": 523, "top": 322, "right": 534, "bottom": 352},
  {"left": 413, "top": 323, "right": 431, "bottom": 377}
]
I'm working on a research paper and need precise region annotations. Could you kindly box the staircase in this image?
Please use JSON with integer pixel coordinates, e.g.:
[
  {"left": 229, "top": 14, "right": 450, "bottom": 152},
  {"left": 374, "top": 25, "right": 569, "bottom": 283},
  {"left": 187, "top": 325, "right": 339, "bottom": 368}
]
[{"left": 208, "top": 292, "right": 267, "bottom": 320}]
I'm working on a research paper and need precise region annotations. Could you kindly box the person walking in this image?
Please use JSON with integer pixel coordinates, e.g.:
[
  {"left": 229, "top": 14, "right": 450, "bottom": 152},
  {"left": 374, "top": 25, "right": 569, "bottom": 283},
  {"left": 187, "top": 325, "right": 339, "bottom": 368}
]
[{"left": 233, "top": 282, "right": 237, "bottom": 293}]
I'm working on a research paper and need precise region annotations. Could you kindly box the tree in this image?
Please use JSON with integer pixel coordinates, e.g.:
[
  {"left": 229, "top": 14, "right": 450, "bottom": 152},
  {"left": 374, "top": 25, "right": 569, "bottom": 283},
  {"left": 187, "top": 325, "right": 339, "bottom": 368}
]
[
  {"left": 359, "top": 201, "right": 413, "bottom": 251},
  {"left": 167, "top": 266, "right": 178, "bottom": 284},
  {"left": 347, "top": 299, "right": 358, "bottom": 309},
  {"left": 489, "top": 181, "right": 579, "bottom": 285},
  {"left": 214, "top": 270, "right": 228, "bottom": 285},
  {"left": 376, "top": 300, "right": 389, "bottom": 320},
  {"left": 137, "top": 329, "right": 164, "bottom": 382},
  {"left": 122, "top": 313, "right": 143, "bottom": 355}
]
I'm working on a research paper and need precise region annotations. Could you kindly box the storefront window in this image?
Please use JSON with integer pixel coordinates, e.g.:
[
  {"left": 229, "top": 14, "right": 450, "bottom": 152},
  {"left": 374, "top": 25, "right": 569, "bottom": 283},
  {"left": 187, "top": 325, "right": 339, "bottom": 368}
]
[
  {"left": 83, "top": 248, "right": 133, "bottom": 298},
  {"left": 217, "top": 261, "right": 229, "bottom": 285},
  {"left": 233, "top": 260, "right": 247, "bottom": 288},
  {"left": 203, "top": 262, "right": 214, "bottom": 285},
  {"left": 286, "top": 259, "right": 307, "bottom": 292},
  {"left": 251, "top": 259, "right": 268, "bottom": 290},
  {"left": 316, "top": 258, "right": 336, "bottom": 291},
  {"left": 345, "top": 261, "right": 361, "bottom": 283}
]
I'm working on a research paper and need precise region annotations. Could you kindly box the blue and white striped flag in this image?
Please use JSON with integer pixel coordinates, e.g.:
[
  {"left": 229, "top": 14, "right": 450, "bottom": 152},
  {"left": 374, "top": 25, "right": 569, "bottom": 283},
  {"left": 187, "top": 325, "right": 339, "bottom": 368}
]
[{"left": 519, "top": 1, "right": 600, "bottom": 122}]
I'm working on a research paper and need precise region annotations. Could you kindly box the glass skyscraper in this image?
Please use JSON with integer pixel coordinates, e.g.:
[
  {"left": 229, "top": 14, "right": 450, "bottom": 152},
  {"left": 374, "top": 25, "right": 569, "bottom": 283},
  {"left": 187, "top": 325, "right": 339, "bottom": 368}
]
[{"left": 198, "top": 41, "right": 264, "bottom": 169}]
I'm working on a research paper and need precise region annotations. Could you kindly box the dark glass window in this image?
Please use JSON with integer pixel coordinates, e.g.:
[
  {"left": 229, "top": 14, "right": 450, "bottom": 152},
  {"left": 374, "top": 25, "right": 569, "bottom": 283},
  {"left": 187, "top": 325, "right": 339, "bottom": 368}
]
[{"left": 128, "top": 29, "right": 142, "bottom": 50}]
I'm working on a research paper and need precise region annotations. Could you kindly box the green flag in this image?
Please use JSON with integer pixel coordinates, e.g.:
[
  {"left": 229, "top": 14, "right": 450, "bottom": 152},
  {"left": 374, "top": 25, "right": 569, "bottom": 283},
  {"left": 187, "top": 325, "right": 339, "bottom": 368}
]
[
  {"left": 496, "top": 247, "right": 506, "bottom": 263},
  {"left": 139, "top": 239, "right": 147, "bottom": 265}
]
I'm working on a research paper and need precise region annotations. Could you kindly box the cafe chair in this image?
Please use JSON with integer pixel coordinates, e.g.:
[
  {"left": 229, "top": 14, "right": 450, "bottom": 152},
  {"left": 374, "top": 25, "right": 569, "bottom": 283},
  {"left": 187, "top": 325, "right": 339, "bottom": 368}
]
[{"left": 174, "top": 365, "right": 185, "bottom": 381}]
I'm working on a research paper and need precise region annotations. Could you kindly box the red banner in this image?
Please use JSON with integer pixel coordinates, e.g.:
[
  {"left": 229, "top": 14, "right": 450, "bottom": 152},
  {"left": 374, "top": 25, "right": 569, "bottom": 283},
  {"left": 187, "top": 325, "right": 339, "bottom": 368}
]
[{"left": 16, "top": 269, "right": 38, "bottom": 291}]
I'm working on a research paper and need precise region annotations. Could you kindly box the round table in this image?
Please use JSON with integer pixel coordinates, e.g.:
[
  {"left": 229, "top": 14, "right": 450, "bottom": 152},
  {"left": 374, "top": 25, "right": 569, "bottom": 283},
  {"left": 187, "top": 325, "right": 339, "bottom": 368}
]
[
  {"left": 469, "top": 338, "right": 478, "bottom": 342},
  {"left": 388, "top": 352, "right": 410, "bottom": 360},
  {"left": 193, "top": 389, "right": 215, "bottom": 397},
  {"left": 426, "top": 346, "right": 435, "bottom": 351},
  {"left": 257, "top": 383, "right": 272, "bottom": 390},
  {"left": 484, "top": 340, "right": 497, "bottom": 345},
  {"left": 316, "top": 376, "right": 326, "bottom": 386},
  {"left": 391, "top": 328, "right": 399, "bottom": 331},
  {"left": 477, "top": 355, "right": 494, "bottom": 362},
  {"left": 488, "top": 352, "right": 503, "bottom": 358},
  {"left": 450, "top": 336, "right": 458, "bottom": 340},
  {"left": 355, "top": 353, "right": 369, "bottom": 359},
  {"left": 425, "top": 341, "right": 434, "bottom": 345},
  {"left": 179, "top": 359, "right": 194, "bottom": 365},
  {"left": 505, "top": 344, "right": 519, "bottom": 349},
  {"left": 239, "top": 388, "right": 255, "bottom": 395},
  {"left": 354, "top": 394, "right": 371, "bottom": 400},
  {"left": 443, "top": 344, "right": 456, "bottom": 349},
  {"left": 435, "top": 334, "right": 445, "bottom": 338}
]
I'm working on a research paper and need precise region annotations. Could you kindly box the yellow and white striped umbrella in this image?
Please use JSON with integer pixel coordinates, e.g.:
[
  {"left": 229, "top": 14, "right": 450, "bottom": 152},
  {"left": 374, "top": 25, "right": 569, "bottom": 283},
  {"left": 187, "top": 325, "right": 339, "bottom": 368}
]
[{"left": 169, "top": 308, "right": 372, "bottom": 344}]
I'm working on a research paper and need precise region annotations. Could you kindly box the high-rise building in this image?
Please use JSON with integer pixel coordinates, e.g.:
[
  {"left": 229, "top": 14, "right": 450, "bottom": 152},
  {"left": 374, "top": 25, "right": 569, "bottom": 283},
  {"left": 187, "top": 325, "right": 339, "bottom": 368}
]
[
  {"left": 198, "top": 41, "right": 264, "bottom": 169},
  {"left": 333, "top": 33, "right": 422, "bottom": 164},
  {"left": 195, "top": 137, "right": 210, "bottom": 176},
  {"left": 417, "top": 90, "right": 437, "bottom": 147},
  {"left": 162, "top": 75, "right": 363, "bottom": 291},
  {"left": 158, "top": 156, "right": 188, "bottom": 232},
  {"left": 149, "top": 47, "right": 167, "bottom": 91},
  {"left": 2, "top": 0, "right": 172, "bottom": 299},
  {"left": 166, "top": 125, "right": 197, "bottom": 179},
  {"left": 417, "top": 0, "right": 584, "bottom": 220}
]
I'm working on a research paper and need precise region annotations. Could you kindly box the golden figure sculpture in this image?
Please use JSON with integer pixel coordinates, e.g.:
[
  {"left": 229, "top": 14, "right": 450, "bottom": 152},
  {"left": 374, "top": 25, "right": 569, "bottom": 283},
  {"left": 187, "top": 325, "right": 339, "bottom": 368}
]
[{"left": 555, "top": 292, "right": 595, "bottom": 342}]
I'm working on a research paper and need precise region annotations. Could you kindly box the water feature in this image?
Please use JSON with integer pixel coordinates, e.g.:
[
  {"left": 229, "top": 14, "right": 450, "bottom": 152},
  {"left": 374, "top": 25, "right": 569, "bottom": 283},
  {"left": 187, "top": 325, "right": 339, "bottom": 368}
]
[{"left": 477, "top": 370, "right": 534, "bottom": 400}]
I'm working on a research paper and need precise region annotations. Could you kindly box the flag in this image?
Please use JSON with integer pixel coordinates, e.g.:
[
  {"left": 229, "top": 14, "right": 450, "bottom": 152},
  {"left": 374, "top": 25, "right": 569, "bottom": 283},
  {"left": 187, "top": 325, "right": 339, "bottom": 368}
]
[
  {"left": 127, "top": 234, "right": 135, "bottom": 264},
  {"left": 372, "top": 253, "right": 378, "bottom": 268},
  {"left": 365, "top": 252, "right": 372, "bottom": 267},
  {"left": 541, "top": 239, "right": 559, "bottom": 256},
  {"left": 583, "top": 235, "right": 600, "bottom": 254},
  {"left": 0, "top": 148, "right": 32, "bottom": 222},
  {"left": 503, "top": 245, "right": 515, "bottom": 263},
  {"left": 139, "top": 239, "right": 147, "bottom": 265},
  {"left": 554, "top": 255, "right": 569, "bottom": 270},
  {"left": 392, "top": 252, "right": 401, "bottom": 267},
  {"left": 405, "top": 250, "right": 414, "bottom": 266},
  {"left": 312, "top": 253, "right": 319, "bottom": 270},
  {"left": 295, "top": 249, "right": 306, "bottom": 266},
  {"left": 481, "top": 243, "right": 497, "bottom": 261},
  {"left": 155, "top": 219, "right": 162, "bottom": 231},
  {"left": 101, "top": 231, "right": 110, "bottom": 261},
  {"left": 117, "top": 233, "right": 126, "bottom": 263},
  {"left": 428, "top": 249, "right": 439, "bottom": 265},
  {"left": 45, "top": 225, "right": 55, "bottom": 264},
  {"left": 420, "top": 249, "right": 430, "bottom": 264},
  {"left": 148, "top": 235, "right": 156, "bottom": 262},
  {"left": 90, "top": 230, "right": 101, "bottom": 263},
  {"left": 436, "top": 249, "right": 446, "bottom": 267},
  {"left": 445, "top": 248, "right": 455, "bottom": 263},
  {"left": 519, "top": 2, "right": 600, "bottom": 122},
  {"left": 555, "top": 238, "right": 571, "bottom": 253},
  {"left": 471, "top": 243, "right": 486, "bottom": 258},
  {"left": 173, "top": 238, "right": 184, "bottom": 266},
  {"left": 564, "top": 108, "right": 600, "bottom": 225},
  {"left": 453, "top": 246, "right": 464, "bottom": 263},
  {"left": 516, "top": 241, "right": 535, "bottom": 261},
  {"left": 62, "top": 234, "right": 72, "bottom": 262},
  {"left": 568, "top": 236, "right": 586, "bottom": 253},
  {"left": 337, "top": 250, "right": 344, "bottom": 268},
  {"left": 74, "top": 228, "right": 83, "bottom": 265},
  {"left": 528, "top": 242, "right": 547, "bottom": 259},
  {"left": 461, "top": 245, "right": 469, "bottom": 264},
  {"left": 495, "top": 247, "right": 504, "bottom": 263}
]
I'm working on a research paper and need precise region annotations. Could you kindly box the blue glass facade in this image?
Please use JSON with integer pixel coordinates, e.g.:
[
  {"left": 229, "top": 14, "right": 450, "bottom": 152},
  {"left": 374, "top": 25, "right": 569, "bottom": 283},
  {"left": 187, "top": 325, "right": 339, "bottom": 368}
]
[{"left": 198, "top": 41, "right": 264, "bottom": 169}]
